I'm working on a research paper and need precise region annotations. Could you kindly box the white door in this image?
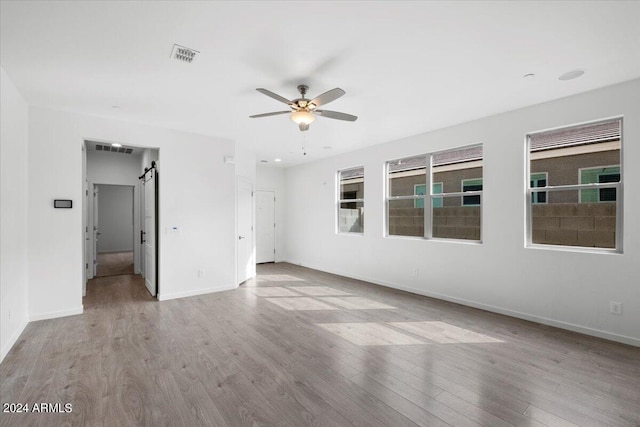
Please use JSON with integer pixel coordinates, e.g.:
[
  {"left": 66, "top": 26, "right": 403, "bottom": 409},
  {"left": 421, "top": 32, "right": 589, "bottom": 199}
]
[
  {"left": 139, "top": 181, "right": 145, "bottom": 278},
  {"left": 256, "top": 190, "right": 275, "bottom": 263},
  {"left": 92, "top": 185, "right": 99, "bottom": 276},
  {"left": 143, "top": 169, "right": 157, "bottom": 296},
  {"left": 237, "top": 179, "right": 254, "bottom": 284}
]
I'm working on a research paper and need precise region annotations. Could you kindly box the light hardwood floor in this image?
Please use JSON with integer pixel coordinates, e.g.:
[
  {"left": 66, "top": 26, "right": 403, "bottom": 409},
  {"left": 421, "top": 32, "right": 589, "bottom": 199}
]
[{"left": 1, "top": 263, "right": 639, "bottom": 426}]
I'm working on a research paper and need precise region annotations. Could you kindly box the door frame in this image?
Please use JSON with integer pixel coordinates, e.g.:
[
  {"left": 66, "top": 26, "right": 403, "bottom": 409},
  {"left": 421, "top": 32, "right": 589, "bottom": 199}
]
[
  {"left": 236, "top": 177, "right": 255, "bottom": 285},
  {"left": 87, "top": 182, "right": 139, "bottom": 279},
  {"left": 255, "top": 189, "right": 276, "bottom": 264},
  {"left": 141, "top": 163, "right": 159, "bottom": 297},
  {"left": 82, "top": 139, "right": 157, "bottom": 298}
]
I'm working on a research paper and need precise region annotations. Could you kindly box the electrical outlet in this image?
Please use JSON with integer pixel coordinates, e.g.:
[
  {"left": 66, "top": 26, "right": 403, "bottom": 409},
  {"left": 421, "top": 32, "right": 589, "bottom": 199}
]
[
  {"left": 610, "top": 301, "right": 622, "bottom": 315},
  {"left": 198, "top": 269, "right": 205, "bottom": 278},
  {"left": 411, "top": 269, "right": 419, "bottom": 277}
]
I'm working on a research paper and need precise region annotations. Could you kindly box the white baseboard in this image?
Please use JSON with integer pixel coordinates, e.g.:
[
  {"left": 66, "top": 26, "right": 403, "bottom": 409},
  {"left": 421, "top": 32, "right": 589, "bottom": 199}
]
[
  {"left": 158, "top": 283, "right": 237, "bottom": 301},
  {"left": 1, "top": 318, "right": 29, "bottom": 363},
  {"left": 286, "top": 260, "right": 640, "bottom": 347},
  {"left": 29, "top": 306, "right": 84, "bottom": 322}
]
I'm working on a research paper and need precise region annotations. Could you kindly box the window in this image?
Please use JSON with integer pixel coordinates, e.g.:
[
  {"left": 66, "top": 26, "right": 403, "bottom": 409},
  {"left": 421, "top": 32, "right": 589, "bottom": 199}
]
[
  {"left": 386, "top": 144, "right": 482, "bottom": 241},
  {"left": 387, "top": 155, "right": 425, "bottom": 237},
  {"left": 432, "top": 145, "right": 483, "bottom": 241},
  {"left": 461, "top": 178, "right": 482, "bottom": 206},
  {"left": 414, "top": 183, "right": 442, "bottom": 208},
  {"left": 338, "top": 166, "right": 364, "bottom": 233},
  {"left": 530, "top": 173, "right": 547, "bottom": 204},
  {"left": 579, "top": 166, "right": 620, "bottom": 202},
  {"left": 527, "top": 118, "right": 621, "bottom": 250}
]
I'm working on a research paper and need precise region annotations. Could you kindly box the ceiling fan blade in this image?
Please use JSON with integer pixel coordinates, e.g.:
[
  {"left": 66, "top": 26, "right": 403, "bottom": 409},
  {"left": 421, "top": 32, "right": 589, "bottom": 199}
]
[
  {"left": 315, "top": 110, "right": 358, "bottom": 122},
  {"left": 249, "top": 111, "right": 290, "bottom": 118},
  {"left": 310, "top": 88, "right": 345, "bottom": 107},
  {"left": 256, "top": 88, "right": 292, "bottom": 105}
]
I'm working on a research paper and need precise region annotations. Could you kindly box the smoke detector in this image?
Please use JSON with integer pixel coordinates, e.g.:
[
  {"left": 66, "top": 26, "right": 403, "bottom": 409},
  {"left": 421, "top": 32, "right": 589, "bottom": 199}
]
[{"left": 171, "top": 44, "right": 199, "bottom": 63}]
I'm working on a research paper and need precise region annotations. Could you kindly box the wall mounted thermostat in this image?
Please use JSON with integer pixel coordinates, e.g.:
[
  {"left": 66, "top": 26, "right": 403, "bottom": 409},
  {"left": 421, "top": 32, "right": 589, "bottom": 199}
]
[{"left": 54, "top": 199, "right": 72, "bottom": 208}]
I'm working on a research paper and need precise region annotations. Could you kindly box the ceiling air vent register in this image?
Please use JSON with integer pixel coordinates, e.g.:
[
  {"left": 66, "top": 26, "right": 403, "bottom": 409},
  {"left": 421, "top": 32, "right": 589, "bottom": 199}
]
[
  {"left": 171, "top": 44, "right": 198, "bottom": 63},
  {"left": 95, "top": 144, "right": 133, "bottom": 154}
]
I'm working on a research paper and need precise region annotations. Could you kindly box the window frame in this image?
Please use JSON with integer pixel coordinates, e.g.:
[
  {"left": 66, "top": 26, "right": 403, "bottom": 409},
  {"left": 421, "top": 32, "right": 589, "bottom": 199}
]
[
  {"left": 461, "top": 178, "right": 483, "bottom": 206},
  {"left": 530, "top": 172, "right": 548, "bottom": 204},
  {"left": 385, "top": 144, "right": 483, "bottom": 243},
  {"left": 525, "top": 117, "right": 623, "bottom": 253},
  {"left": 578, "top": 165, "right": 621, "bottom": 203},
  {"left": 413, "top": 182, "right": 442, "bottom": 208},
  {"left": 337, "top": 166, "right": 365, "bottom": 235},
  {"left": 385, "top": 155, "right": 427, "bottom": 239}
]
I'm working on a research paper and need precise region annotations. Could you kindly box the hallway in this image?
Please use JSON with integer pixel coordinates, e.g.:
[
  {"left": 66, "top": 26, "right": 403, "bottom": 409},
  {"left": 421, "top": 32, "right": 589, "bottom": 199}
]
[{"left": 95, "top": 251, "right": 134, "bottom": 277}]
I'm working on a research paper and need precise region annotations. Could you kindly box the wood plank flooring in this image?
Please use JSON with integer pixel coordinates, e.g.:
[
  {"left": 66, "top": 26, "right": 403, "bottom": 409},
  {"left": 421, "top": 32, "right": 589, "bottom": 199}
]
[
  {"left": 95, "top": 251, "right": 134, "bottom": 277},
  {"left": 1, "top": 263, "right": 639, "bottom": 426}
]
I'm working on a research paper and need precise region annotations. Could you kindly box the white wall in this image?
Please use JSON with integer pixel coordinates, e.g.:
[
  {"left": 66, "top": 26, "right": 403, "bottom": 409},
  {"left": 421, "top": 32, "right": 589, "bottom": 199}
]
[
  {"left": 284, "top": 79, "right": 640, "bottom": 346},
  {"left": 256, "top": 165, "right": 286, "bottom": 262},
  {"left": 0, "top": 68, "right": 29, "bottom": 361},
  {"left": 96, "top": 185, "right": 134, "bottom": 253},
  {"left": 27, "top": 106, "right": 237, "bottom": 319},
  {"left": 87, "top": 149, "right": 142, "bottom": 186}
]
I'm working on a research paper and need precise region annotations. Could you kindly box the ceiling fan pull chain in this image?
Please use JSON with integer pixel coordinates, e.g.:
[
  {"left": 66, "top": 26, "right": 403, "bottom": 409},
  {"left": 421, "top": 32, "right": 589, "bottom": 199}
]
[{"left": 302, "top": 133, "right": 307, "bottom": 156}]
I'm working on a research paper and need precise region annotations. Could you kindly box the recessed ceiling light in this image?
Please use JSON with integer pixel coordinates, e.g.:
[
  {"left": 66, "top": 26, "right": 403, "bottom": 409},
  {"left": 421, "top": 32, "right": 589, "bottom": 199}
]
[
  {"left": 274, "top": 158, "right": 282, "bottom": 162},
  {"left": 260, "top": 160, "right": 268, "bottom": 163},
  {"left": 559, "top": 69, "right": 585, "bottom": 81},
  {"left": 111, "top": 143, "right": 122, "bottom": 148},
  {"left": 112, "top": 106, "right": 121, "bottom": 110},
  {"left": 523, "top": 73, "right": 535, "bottom": 78},
  {"left": 323, "top": 146, "right": 332, "bottom": 150}
]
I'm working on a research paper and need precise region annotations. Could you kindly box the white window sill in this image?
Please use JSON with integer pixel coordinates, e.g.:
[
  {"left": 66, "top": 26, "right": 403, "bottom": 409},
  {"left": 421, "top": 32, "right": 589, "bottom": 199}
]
[{"left": 526, "top": 243, "right": 621, "bottom": 255}]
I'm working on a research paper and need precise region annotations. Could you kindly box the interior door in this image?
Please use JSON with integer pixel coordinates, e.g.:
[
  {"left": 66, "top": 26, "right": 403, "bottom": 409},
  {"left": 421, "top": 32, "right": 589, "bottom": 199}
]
[
  {"left": 92, "top": 185, "right": 99, "bottom": 276},
  {"left": 237, "top": 179, "right": 254, "bottom": 284},
  {"left": 139, "top": 181, "right": 145, "bottom": 278},
  {"left": 143, "top": 168, "right": 158, "bottom": 296},
  {"left": 256, "top": 190, "right": 275, "bottom": 263}
]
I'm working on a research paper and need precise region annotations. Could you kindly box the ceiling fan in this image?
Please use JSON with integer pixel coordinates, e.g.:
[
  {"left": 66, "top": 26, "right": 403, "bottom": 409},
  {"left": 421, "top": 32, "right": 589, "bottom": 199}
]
[{"left": 250, "top": 85, "right": 357, "bottom": 131}]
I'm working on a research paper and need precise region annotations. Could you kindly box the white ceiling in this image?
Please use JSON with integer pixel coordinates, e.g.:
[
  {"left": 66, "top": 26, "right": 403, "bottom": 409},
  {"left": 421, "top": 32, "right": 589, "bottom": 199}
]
[{"left": 2, "top": 1, "right": 639, "bottom": 166}]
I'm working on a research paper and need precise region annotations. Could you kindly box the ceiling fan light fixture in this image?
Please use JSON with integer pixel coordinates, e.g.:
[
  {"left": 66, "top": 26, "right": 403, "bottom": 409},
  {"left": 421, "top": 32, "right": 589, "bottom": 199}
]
[{"left": 290, "top": 110, "right": 315, "bottom": 125}]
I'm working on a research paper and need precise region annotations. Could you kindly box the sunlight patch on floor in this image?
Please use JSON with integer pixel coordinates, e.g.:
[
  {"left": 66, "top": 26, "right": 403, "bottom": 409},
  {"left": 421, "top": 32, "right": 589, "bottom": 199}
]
[
  {"left": 249, "top": 287, "right": 303, "bottom": 297},
  {"left": 287, "top": 286, "right": 351, "bottom": 296},
  {"left": 318, "top": 297, "right": 396, "bottom": 310},
  {"left": 265, "top": 297, "right": 339, "bottom": 311},
  {"left": 317, "top": 323, "right": 425, "bottom": 346},
  {"left": 258, "top": 274, "right": 306, "bottom": 282},
  {"left": 389, "top": 321, "right": 503, "bottom": 343}
]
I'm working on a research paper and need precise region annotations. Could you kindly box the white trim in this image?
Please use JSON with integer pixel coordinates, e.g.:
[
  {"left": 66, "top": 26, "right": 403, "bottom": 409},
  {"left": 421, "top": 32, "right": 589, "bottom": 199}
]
[
  {"left": 158, "top": 283, "right": 237, "bottom": 301},
  {"left": 288, "top": 261, "right": 639, "bottom": 347},
  {"left": 0, "top": 318, "right": 29, "bottom": 363},
  {"left": 29, "top": 306, "right": 84, "bottom": 322}
]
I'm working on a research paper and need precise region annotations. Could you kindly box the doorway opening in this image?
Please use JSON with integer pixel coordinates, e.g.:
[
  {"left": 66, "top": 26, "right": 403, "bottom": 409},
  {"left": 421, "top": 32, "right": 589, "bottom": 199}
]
[
  {"left": 94, "top": 184, "right": 135, "bottom": 277},
  {"left": 82, "top": 140, "right": 159, "bottom": 299}
]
